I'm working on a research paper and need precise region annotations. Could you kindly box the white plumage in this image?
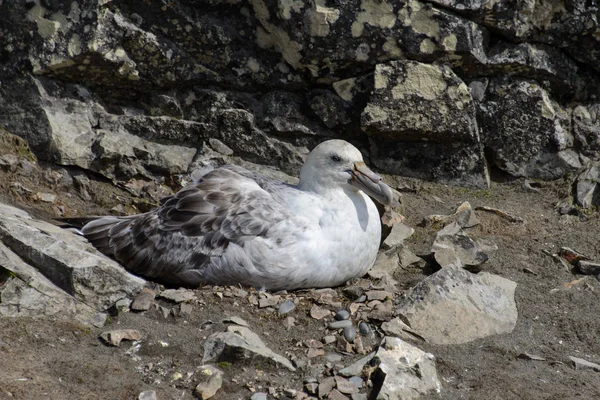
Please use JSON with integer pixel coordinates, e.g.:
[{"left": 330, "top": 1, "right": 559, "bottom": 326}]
[{"left": 82, "top": 140, "right": 393, "bottom": 290}]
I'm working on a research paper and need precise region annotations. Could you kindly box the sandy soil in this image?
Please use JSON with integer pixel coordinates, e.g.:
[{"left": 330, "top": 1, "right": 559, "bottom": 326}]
[{"left": 1, "top": 152, "right": 600, "bottom": 400}]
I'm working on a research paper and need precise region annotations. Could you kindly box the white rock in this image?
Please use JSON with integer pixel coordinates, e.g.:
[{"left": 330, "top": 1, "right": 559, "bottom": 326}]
[{"left": 396, "top": 266, "right": 518, "bottom": 345}]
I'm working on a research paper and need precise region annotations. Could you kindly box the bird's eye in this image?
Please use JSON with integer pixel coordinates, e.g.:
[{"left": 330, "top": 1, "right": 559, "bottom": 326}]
[{"left": 331, "top": 155, "right": 341, "bottom": 162}]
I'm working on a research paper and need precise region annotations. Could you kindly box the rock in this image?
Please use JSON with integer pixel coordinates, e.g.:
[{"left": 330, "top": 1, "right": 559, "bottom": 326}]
[
  {"left": 100, "top": 329, "right": 142, "bottom": 347},
  {"left": 365, "top": 291, "right": 393, "bottom": 301},
  {"left": 305, "top": 382, "right": 319, "bottom": 395},
  {"left": 194, "top": 365, "right": 224, "bottom": 400},
  {"left": 431, "top": 222, "right": 489, "bottom": 269},
  {"left": 478, "top": 78, "right": 576, "bottom": 180},
  {"left": 569, "top": 356, "right": 600, "bottom": 372},
  {"left": 364, "top": 60, "right": 489, "bottom": 188},
  {"left": 250, "top": 393, "right": 268, "bottom": 400},
  {"left": 577, "top": 260, "right": 600, "bottom": 276},
  {"left": 308, "top": 348, "right": 326, "bottom": 358},
  {"left": 381, "top": 318, "right": 426, "bottom": 342},
  {"left": 0, "top": 202, "right": 144, "bottom": 310},
  {"left": 574, "top": 162, "right": 600, "bottom": 209},
  {"left": 203, "top": 325, "right": 295, "bottom": 371},
  {"left": 329, "top": 320, "right": 353, "bottom": 329},
  {"left": 358, "top": 322, "right": 372, "bottom": 335},
  {"left": 258, "top": 294, "right": 281, "bottom": 308},
  {"left": 0, "top": 242, "right": 99, "bottom": 323},
  {"left": 335, "top": 310, "right": 350, "bottom": 321},
  {"left": 335, "top": 376, "right": 359, "bottom": 395},
  {"left": 131, "top": 288, "right": 155, "bottom": 311},
  {"left": 222, "top": 316, "right": 249, "bottom": 327},
  {"left": 327, "top": 389, "right": 349, "bottom": 400},
  {"left": 368, "top": 300, "right": 394, "bottom": 322},
  {"left": 474, "top": 206, "right": 524, "bottom": 223},
  {"left": 559, "top": 247, "right": 591, "bottom": 265},
  {"left": 158, "top": 288, "right": 196, "bottom": 303},
  {"left": 424, "top": 201, "right": 480, "bottom": 229},
  {"left": 396, "top": 266, "right": 518, "bottom": 345},
  {"left": 518, "top": 353, "right": 546, "bottom": 361},
  {"left": 138, "top": 390, "right": 157, "bottom": 400},
  {"left": 318, "top": 377, "right": 336, "bottom": 398},
  {"left": 381, "top": 223, "right": 414, "bottom": 250},
  {"left": 279, "top": 299, "right": 296, "bottom": 314},
  {"left": 343, "top": 326, "right": 357, "bottom": 344},
  {"left": 310, "top": 304, "right": 331, "bottom": 320},
  {"left": 368, "top": 337, "right": 441, "bottom": 399},
  {"left": 338, "top": 352, "right": 377, "bottom": 378}
]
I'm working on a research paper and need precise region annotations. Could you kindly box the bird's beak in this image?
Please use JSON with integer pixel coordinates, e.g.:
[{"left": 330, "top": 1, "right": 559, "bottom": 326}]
[{"left": 349, "top": 162, "right": 393, "bottom": 205}]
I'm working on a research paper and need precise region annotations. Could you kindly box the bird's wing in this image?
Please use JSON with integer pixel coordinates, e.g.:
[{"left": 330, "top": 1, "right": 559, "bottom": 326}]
[{"left": 82, "top": 166, "right": 300, "bottom": 285}]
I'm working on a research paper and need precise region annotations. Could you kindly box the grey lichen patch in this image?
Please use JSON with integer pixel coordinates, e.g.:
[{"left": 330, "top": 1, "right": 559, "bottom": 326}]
[
  {"left": 277, "top": 0, "right": 305, "bottom": 20},
  {"left": 448, "top": 84, "right": 471, "bottom": 110},
  {"left": 540, "top": 91, "right": 556, "bottom": 119},
  {"left": 332, "top": 78, "right": 357, "bottom": 102},
  {"left": 246, "top": 57, "right": 261, "bottom": 73},
  {"left": 68, "top": 34, "right": 82, "bottom": 57},
  {"left": 309, "top": 0, "right": 340, "bottom": 37},
  {"left": 392, "top": 62, "right": 447, "bottom": 101},
  {"left": 355, "top": 43, "right": 371, "bottom": 61},
  {"left": 28, "top": 3, "right": 61, "bottom": 40},
  {"left": 362, "top": 104, "right": 389, "bottom": 124},
  {"left": 398, "top": 0, "right": 440, "bottom": 40},
  {"left": 419, "top": 38, "right": 436, "bottom": 54},
  {"left": 441, "top": 34, "right": 457, "bottom": 51},
  {"left": 252, "top": 0, "right": 302, "bottom": 68},
  {"left": 383, "top": 36, "right": 403, "bottom": 58},
  {"left": 352, "top": 0, "right": 397, "bottom": 38}
]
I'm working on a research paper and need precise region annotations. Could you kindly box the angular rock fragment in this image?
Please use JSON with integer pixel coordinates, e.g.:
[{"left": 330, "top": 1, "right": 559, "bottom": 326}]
[
  {"left": 100, "top": 329, "right": 142, "bottom": 347},
  {"left": 203, "top": 325, "right": 295, "bottom": 371},
  {"left": 0, "top": 203, "right": 144, "bottom": 311},
  {"left": 194, "top": 365, "right": 224, "bottom": 400},
  {"left": 396, "top": 266, "right": 518, "bottom": 344},
  {"left": 159, "top": 288, "right": 196, "bottom": 303},
  {"left": 431, "top": 222, "right": 489, "bottom": 269},
  {"left": 131, "top": 288, "right": 155, "bottom": 311},
  {"left": 367, "top": 337, "right": 441, "bottom": 399}
]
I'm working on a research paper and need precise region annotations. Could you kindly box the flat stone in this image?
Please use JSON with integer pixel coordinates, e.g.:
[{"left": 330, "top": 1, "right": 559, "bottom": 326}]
[
  {"left": 222, "top": 316, "right": 249, "bottom": 327},
  {"left": 194, "top": 365, "right": 224, "bottom": 400},
  {"left": 328, "top": 389, "right": 349, "bottom": 400},
  {"left": 577, "top": 260, "right": 600, "bottom": 275},
  {"left": 310, "top": 304, "right": 331, "bottom": 320},
  {"left": 365, "top": 290, "right": 393, "bottom": 301},
  {"left": 159, "top": 288, "right": 196, "bottom": 303},
  {"left": 396, "top": 266, "right": 518, "bottom": 345},
  {"left": 131, "top": 288, "right": 155, "bottom": 311},
  {"left": 338, "top": 352, "right": 376, "bottom": 377},
  {"left": 381, "top": 223, "right": 414, "bottom": 250},
  {"left": 335, "top": 376, "right": 359, "bottom": 395},
  {"left": 381, "top": 317, "right": 426, "bottom": 342},
  {"left": 203, "top": 325, "right": 295, "bottom": 371},
  {"left": 0, "top": 202, "right": 144, "bottom": 310},
  {"left": 318, "top": 377, "right": 336, "bottom": 398},
  {"left": 368, "top": 300, "right": 394, "bottom": 321},
  {"left": 138, "top": 390, "right": 157, "bottom": 400},
  {"left": 432, "top": 222, "right": 489, "bottom": 269},
  {"left": 100, "top": 329, "right": 142, "bottom": 347},
  {"left": 250, "top": 393, "right": 267, "bottom": 400},
  {"left": 279, "top": 299, "right": 296, "bottom": 314},
  {"left": 258, "top": 295, "right": 280, "bottom": 308},
  {"left": 308, "top": 348, "right": 325, "bottom": 358},
  {"left": 569, "top": 356, "right": 600, "bottom": 371},
  {"left": 328, "top": 320, "right": 353, "bottom": 329}
]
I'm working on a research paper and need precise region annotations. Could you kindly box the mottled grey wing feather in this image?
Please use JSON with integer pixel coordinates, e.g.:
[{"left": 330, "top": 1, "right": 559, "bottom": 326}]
[{"left": 82, "top": 166, "right": 294, "bottom": 286}]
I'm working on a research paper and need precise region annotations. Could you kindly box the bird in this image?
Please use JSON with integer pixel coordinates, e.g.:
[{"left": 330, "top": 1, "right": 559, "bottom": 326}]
[{"left": 81, "top": 139, "right": 394, "bottom": 291}]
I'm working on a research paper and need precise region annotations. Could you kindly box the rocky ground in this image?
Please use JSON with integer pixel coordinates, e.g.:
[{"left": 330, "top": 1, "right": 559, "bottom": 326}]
[{"left": 1, "top": 139, "right": 600, "bottom": 400}]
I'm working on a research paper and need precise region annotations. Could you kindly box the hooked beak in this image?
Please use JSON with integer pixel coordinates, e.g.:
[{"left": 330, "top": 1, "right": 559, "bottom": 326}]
[{"left": 349, "top": 162, "right": 393, "bottom": 205}]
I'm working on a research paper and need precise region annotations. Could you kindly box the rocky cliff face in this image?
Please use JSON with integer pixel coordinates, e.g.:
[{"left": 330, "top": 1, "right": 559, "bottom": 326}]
[{"left": 0, "top": 0, "right": 599, "bottom": 188}]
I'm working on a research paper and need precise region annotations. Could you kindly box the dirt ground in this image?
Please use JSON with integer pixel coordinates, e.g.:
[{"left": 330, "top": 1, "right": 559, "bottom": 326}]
[{"left": 1, "top": 151, "right": 600, "bottom": 399}]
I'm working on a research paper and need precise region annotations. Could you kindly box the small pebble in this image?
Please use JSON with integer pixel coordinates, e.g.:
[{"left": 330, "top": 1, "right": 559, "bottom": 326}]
[
  {"left": 279, "top": 299, "right": 296, "bottom": 314},
  {"left": 325, "top": 352, "right": 343, "bottom": 362},
  {"left": 250, "top": 393, "right": 268, "bottom": 400},
  {"left": 358, "top": 322, "right": 371, "bottom": 335},
  {"left": 355, "top": 294, "right": 367, "bottom": 303},
  {"left": 323, "top": 335, "right": 337, "bottom": 344},
  {"left": 343, "top": 326, "right": 357, "bottom": 343},
  {"left": 334, "top": 309, "right": 350, "bottom": 320},
  {"left": 328, "top": 320, "right": 353, "bottom": 329}
]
